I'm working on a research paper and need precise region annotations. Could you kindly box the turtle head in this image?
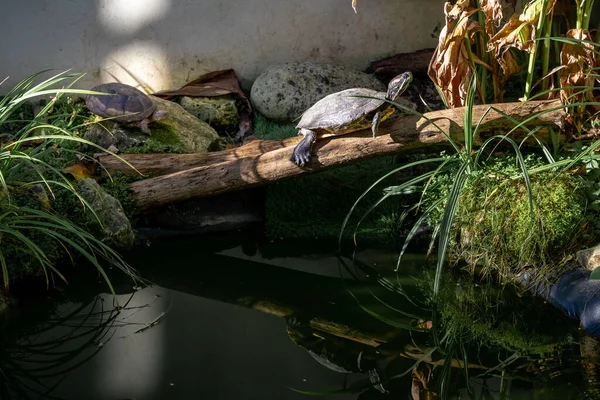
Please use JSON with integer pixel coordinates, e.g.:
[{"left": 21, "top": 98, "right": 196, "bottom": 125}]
[
  {"left": 151, "top": 109, "right": 168, "bottom": 121},
  {"left": 386, "top": 72, "right": 413, "bottom": 101}
]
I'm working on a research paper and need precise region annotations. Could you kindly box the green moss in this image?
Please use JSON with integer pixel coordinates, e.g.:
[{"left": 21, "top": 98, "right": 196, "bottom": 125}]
[
  {"left": 254, "top": 112, "right": 414, "bottom": 244},
  {"left": 123, "top": 123, "right": 186, "bottom": 154},
  {"left": 457, "top": 172, "right": 595, "bottom": 281},
  {"left": 423, "top": 156, "right": 598, "bottom": 283},
  {"left": 253, "top": 112, "right": 298, "bottom": 140},
  {"left": 100, "top": 173, "right": 144, "bottom": 223}
]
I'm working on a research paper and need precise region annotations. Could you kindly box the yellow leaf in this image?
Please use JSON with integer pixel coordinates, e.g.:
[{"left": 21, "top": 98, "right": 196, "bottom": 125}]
[{"left": 63, "top": 161, "right": 98, "bottom": 181}]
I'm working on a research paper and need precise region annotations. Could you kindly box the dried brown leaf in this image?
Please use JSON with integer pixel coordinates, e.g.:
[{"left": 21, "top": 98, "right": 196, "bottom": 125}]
[
  {"left": 428, "top": 2, "right": 482, "bottom": 107},
  {"left": 496, "top": 47, "right": 521, "bottom": 84},
  {"left": 488, "top": 0, "right": 555, "bottom": 55},
  {"left": 480, "top": 0, "right": 504, "bottom": 36},
  {"left": 560, "top": 28, "right": 598, "bottom": 104}
]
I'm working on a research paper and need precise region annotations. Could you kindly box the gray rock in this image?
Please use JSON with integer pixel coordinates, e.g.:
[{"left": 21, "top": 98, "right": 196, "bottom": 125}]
[
  {"left": 84, "top": 96, "right": 221, "bottom": 153},
  {"left": 179, "top": 95, "right": 239, "bottom": 131},
  {"left": 154, "top": 96, "right": 221, "bottom": 152},
  {"left": 577, "top": 244, "right": 600, "bottom": 271},
  {"left": 77, "top": 179, "right": 134, "bottom": 249},
  {"left": 250, "top": 62, "right": 386, "bottom": 122}
]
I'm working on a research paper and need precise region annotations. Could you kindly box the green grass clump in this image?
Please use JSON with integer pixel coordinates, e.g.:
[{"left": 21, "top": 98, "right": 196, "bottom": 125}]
[
  {"left": 0, "top": 70, "right": 140, "bottom": 293},
  {"left": 425, "top": 163, "right": 596, "bottom": 283},
  {"left": 253, "top": 112, "right": 413, "bottom": 245}
]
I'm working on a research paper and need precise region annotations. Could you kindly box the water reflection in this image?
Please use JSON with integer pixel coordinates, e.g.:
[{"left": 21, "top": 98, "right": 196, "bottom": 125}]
[{"left": 3, "top": 236, "right": 600, "bottom": 399}]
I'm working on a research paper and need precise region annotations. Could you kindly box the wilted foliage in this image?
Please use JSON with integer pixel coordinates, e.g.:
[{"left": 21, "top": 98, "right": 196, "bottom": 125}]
[
  {"left": 422, "top": 0, "right": 598, "bottom": 119},
  {"left": 428, "top": 1, "right": 483, "bottom": 107}
]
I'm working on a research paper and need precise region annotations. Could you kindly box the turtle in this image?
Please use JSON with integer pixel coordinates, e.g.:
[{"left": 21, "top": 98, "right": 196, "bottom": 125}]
[
  {"left": 290, "top": 71, "right": 413, "bottom": 167},
  {"left": 85, "top": 82, "right": 168, "bottom": 134},
  {"left": 286, "top": 316, "right": 388, "bottom": 394}
]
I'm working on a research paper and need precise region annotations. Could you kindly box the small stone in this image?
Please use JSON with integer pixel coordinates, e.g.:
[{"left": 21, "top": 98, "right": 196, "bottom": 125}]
[
  {"left": 250, "top": 62, "right": 386, "bottom": 122},
  {"left": 77, "top": 179, "right": 134, "bottom": 249},
  {"left": 179, "top": 95, "right": 239, "bottom": 131},
  {"left": 577, "top": 245, "right": 600, "bottom": 271}
]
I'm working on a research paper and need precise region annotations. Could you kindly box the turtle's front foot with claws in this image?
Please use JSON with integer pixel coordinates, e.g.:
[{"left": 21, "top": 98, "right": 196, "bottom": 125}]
[{"left": 291, "top": 129, "right": 316, "bottom": 167}]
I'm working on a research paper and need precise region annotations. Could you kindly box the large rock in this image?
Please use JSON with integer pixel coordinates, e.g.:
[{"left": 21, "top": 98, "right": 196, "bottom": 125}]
[
  {"left": 250, "top": 62, "right": 386, "bottom": 122},
  {"left": 77, "top": 179, "right": 134, "bottom": 249},
  {"left": 179, "top": 95, "right": 239, "bottom": 132},
  {"left": 84, "top": 96, "right": 221, "bottom": 153}
]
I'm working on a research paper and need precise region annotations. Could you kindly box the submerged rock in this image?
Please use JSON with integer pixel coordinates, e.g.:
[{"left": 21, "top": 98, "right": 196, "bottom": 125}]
[
  {"left": 77, "top": 179, "right": 134, "bottom": 249},
  {"left": 179, "top": 95, "right": 239, "bottom": 132},
  {"left": 84, "top": 96, "right": 220, "bottom": 153},
  {"left": 250, "top": 62, "right": 385, "bottom": 122}
]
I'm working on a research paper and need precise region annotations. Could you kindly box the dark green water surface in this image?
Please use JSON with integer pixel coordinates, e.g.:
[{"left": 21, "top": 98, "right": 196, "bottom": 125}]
[{"left": 2, "top": 235, "right": 600, "bottom": 399}]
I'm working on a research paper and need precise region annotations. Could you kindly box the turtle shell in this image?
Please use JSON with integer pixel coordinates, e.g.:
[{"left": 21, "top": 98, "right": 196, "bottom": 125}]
[
  {"left": 296, "top": 88, "right": 388, "bottom": 135},
  {"left": 85, "top": 83, "right": 156, "bottom": 124}
]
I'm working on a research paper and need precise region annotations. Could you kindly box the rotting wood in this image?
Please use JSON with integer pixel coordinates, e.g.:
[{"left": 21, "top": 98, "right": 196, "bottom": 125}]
[{"left": 123, "top": 100, "right": 565, "bottom": 211}]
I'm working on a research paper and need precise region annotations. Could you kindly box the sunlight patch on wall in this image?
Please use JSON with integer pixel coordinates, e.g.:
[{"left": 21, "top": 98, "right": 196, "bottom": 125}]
[
  {"left": 98, "top": 0, "right": 170, "bottom": 35},
  {"left": 101, "top": 41, "right": 171, "bottom": 93}
]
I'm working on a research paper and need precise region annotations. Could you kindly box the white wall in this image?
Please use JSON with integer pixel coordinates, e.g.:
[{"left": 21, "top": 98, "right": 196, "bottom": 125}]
[{"left": 0, "top": 0, "right": 443, "bottom": 93}]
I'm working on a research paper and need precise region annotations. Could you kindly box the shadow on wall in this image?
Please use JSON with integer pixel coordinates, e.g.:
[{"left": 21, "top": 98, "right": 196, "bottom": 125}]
[{"left": 0, "top": 0, "right": 443, "bottom": 92}]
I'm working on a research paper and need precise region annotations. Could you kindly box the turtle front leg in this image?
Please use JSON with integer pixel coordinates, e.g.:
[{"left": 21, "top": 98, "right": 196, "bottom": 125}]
[
  {"left": 139, "top": 119, "right": 151, "bottom": 135},
  {"left": 291, "top": 129, "right": 316, "bottom": 167},
  {"left": 371, "top": 112, "right": 382, "bottom": 139}
]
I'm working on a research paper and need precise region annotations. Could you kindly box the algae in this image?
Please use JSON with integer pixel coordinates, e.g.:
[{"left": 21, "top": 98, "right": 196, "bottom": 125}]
[{"left": 123, "top": 123, "right": 187, "bottom": 154}]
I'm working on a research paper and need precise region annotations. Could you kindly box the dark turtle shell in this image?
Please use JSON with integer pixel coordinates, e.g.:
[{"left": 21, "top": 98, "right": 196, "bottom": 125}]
[
  {"left": 296, "top": 88, "right": 387, "bottom": 134},
  {"left": 85, "top": 83, "right": 156, "bottom": 123}
]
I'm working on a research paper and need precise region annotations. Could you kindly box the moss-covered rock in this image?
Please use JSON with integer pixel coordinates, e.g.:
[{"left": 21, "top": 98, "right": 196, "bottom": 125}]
[
  {"left": 424, "top": 167, "right": 598, "bottom": 283},
  {"left": 179, "top": 95, "right": 239, "bottom": 132},
  {"left": 83, "top": 96, "right": 221, "bottom": 154},
  {"left": 77, "top": 178, "right": 134, "bottom": 249}
]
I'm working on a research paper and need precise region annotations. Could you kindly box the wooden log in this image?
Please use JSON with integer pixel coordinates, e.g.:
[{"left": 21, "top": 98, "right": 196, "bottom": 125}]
[
  {"left": 100, "top": 100, "right": 564, "bottom": 178},
  {"left": 96, "top": 137, "right": 298, "bottom": 177},
  {"left": 127, "top": 100, "right": 565, "bottom": 211}
]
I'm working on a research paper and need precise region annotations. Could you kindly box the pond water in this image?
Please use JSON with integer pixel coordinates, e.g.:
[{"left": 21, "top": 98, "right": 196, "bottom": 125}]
[{"left": 2, "top": 234, "right": 600, "bottom": 399}]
